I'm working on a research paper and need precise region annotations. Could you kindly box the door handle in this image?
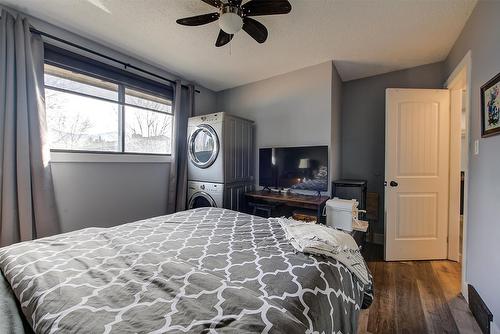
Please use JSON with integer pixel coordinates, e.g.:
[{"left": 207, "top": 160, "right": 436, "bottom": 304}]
[{"left": 390, "top": 181, "right": 398, "bottom": 187}]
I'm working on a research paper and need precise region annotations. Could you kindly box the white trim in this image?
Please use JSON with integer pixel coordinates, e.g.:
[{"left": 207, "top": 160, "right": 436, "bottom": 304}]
[
  {"left": 445, "top": 50, "right": 472, "bottom": 299},
  {"left": 491, "top": 321, "right": 500, "bottom": 334},
  {"left": 50, "top": 151, "right": 172, "bottom": 163},
  {"left": 445, "top": 51, "right": 471, "bottom": 88},
  {"left": 448, "top": 88, "right": 463, "bottom": 262},
  {"left": 462, "top": 281, "right": 468, "bottom": 302}
]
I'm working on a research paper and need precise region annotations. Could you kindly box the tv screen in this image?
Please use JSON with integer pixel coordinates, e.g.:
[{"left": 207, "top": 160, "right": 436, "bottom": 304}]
[{"left": 259, "top": 146, "right": 329, "bottom": 192}]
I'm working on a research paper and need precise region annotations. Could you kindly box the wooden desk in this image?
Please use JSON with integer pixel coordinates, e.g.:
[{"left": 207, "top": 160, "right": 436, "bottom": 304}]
[{"left": 245, "top": 190, "right": 329, "bottom": 222}]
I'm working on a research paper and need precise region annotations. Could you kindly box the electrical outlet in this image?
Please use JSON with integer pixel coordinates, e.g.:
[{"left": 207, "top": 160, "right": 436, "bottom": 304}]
[{"left": 474, "top": 140, "right": 479, "bottom": 155}]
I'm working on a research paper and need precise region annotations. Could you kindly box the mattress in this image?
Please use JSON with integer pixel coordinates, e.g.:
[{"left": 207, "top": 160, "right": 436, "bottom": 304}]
[{"left": 0, "top": 208, "right": 372, "bottom": 333}]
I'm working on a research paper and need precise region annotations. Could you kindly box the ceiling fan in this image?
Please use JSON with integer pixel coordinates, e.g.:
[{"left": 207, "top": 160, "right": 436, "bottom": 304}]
[{"left": 176, "top": 0, "right": 292, "bottom": 47}]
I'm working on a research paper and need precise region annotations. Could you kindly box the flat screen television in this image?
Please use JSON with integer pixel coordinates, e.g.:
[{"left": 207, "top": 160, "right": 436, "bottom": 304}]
[{"left": 259, "top": 145, "right": 329, "bottom": 193}]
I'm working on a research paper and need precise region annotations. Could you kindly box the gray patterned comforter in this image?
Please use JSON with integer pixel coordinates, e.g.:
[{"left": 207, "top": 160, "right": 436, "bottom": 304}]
[{"left": 0, "top": 208, "right": 372, "bottom": 333}]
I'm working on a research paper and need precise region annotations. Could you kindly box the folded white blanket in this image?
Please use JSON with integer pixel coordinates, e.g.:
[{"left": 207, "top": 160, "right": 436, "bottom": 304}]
[{"left": 273, "top": 218, "right": 370, "bottom": 285}]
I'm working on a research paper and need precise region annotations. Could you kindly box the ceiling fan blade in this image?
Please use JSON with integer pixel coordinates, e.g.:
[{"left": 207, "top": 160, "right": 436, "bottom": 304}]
[
  {"left": 242, "top": 17, "right": 268, "bottom": 44},
  {"left": 241, "top": 0, "right": 292, "bottom": 17},
  {"left": 176, "top": 12, "right": 219, "bottom": 26},
  {"left": 201, "top": 0, "right": 223, "bottom": 8},
  {"left": 215, "top": 30, "right": 234, "bottom": 47},
  {"left": 86, "top": 0, "right": 111, "bottom": 14}
]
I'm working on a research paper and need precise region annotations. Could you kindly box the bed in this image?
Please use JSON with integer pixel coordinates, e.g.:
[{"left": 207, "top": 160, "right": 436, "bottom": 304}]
[{"left": 0, "top": 208, "right": 372, "bottom": 333}]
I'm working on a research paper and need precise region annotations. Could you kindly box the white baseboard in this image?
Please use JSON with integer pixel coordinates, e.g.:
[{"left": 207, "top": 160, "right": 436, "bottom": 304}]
[
  {"left": 372, "top": 233, "right": 384, "bottom": 245},
  {"left": 491, "top": 321, "right": 500, "bottom": 334},
  {"left": 462, "top": 281, "right": 468, "bottom": 302}
]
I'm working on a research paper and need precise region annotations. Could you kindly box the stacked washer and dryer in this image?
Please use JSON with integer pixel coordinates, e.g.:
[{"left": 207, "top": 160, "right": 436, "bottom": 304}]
[{"left": 187, "top": 112, "right": 254, "bottom": 211}]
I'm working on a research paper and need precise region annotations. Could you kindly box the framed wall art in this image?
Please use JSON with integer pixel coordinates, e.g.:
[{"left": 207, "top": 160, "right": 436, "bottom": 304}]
[{"left": 481, "top": 72, "right": 500, "bottom": 137}]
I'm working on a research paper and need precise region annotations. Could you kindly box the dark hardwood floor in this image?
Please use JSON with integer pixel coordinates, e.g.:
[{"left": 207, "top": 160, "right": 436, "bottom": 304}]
[{"left": 358, "top": 243, "right": 482, "bottom": 334}]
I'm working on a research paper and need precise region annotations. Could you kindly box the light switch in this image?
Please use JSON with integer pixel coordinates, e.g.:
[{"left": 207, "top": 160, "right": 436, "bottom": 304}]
[{"left": 474, "top": 140, "right": 479, "bottom": 155}]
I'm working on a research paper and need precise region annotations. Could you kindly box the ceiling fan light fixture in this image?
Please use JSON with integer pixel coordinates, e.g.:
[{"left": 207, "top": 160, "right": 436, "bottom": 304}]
[
  {"left": 218, "top": 6, "right": 243, "bottom": 34},
  {"left": 176, "top": 0, "right": 292, "bottom": 47}
]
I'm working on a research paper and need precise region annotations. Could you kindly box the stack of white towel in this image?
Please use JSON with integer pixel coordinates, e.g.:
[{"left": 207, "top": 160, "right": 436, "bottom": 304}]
[{"left": 272, "top": 217, "right": 370, "bottom": 285}]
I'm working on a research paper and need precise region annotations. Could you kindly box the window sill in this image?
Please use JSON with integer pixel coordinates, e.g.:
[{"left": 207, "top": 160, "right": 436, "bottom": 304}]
[{"left": 50, "top": 151, "right": 172, "bottom": 164}]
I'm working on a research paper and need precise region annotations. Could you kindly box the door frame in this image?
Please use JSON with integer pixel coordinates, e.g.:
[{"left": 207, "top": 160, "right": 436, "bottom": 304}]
[{"left": 445, "top": 50, "right": 472, "bottom": 300}]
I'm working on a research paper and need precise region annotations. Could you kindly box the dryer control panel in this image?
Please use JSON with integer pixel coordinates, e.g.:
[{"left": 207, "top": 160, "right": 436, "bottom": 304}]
[
  {"left": 188, "top": 112, "right": 224, "bottom": 126},
  {"left": 188, "top": 181, "right": 222, "bottom": 194}
]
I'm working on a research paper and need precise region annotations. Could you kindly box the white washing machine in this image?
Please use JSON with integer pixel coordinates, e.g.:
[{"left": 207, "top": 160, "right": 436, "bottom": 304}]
[
  {"left": 187, "top": 112, "right": 254, "bottom": 184},
  {"left": 187, "top": 180, "right": 255, "bottom": 211},
  {"left": 187, "top": 181, "right": 223, "bottom": 209}
]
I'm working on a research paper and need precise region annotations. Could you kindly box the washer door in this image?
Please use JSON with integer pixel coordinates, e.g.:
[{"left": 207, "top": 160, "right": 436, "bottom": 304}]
[
  {"left": 188, "top": 191, "right": 217, "bottom": 209},
  {"left": 189, "top": 124, "right": 219, "bottom": 169}
]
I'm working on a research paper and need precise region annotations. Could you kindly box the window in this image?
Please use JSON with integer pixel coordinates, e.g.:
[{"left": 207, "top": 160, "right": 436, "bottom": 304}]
[
  {"left": 44, "top": 46, "right": 173, "bottom": 155},
  {"left": 124, "top": 88, "right": 172, "bottom": 154}
]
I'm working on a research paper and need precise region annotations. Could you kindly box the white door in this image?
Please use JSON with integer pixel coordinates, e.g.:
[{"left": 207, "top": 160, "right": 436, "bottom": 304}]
[{"left": 385, "top": 89, "right": 450, "bottom": 261}]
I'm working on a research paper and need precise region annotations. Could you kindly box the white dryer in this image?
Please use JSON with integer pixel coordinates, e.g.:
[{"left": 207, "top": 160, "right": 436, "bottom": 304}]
[
  {"left": 188, "top": 113, "right": 223, "bottom": 183},
  {"left": 187, "top": 112, "right": 254, "bottom": 184}
]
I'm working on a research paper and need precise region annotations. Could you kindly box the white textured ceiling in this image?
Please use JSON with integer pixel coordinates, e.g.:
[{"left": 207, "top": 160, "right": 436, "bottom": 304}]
[{"left": 1, "top": 0, "right": 476, "bottom": 91}]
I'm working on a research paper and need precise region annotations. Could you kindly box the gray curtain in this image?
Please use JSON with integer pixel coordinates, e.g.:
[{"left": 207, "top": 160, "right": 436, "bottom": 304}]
[
  {"left": 0, "top": 10, "right": 60, "bottom": 247},
  {"left": 167, "top": 81, "right": 194, "bottom": 213}
]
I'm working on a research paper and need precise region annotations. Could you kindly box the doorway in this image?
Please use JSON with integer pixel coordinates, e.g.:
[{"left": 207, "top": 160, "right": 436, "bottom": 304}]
[{"left": 383, "top": 52, "right": 471, "bottom": 296}]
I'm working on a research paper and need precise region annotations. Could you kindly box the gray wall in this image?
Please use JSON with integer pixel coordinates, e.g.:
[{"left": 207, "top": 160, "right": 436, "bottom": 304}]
[
  {"left": 52, "top": 162, "right": 170, "bottom": 232},
  {"left": 216, "top": 61, "right": 334, "bottom": 195},
  {"left": 444, "top": 0, "right": 500, "bottom": 326},
  {"left": 194, "top": 86, "right": 217, "bottom": 116},
  {"left": 341, "top": 62, "right": 445, "bottom": 234}
]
